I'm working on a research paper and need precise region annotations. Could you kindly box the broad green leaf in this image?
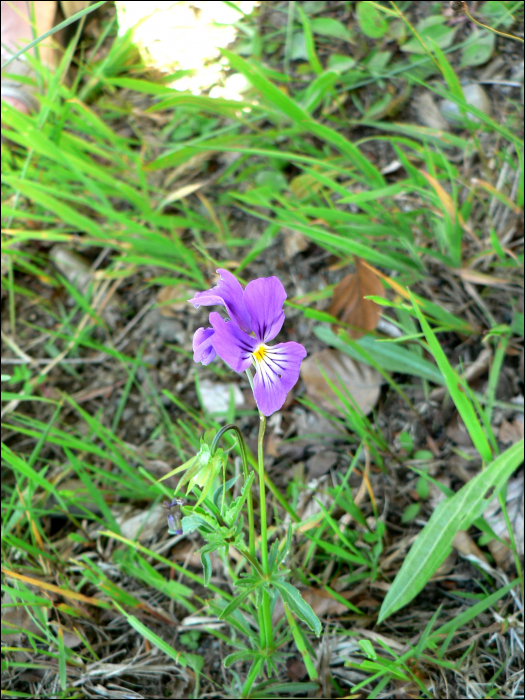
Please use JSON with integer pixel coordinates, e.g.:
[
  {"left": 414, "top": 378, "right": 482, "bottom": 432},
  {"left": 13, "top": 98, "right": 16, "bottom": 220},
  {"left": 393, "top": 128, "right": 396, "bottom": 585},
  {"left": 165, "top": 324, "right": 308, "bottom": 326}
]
[
  {"left": 480, "top": 0, "right": 516, "bottom": 28},
  {"left": 460, "top": 30, "right": 495, "bottom": 67},
  {"left": 327, "top": 54, "right": 356, "bottom": 72},
  {"left": 273, "top": 581, "right": 322, "bottom": 636},
  {"left": 378, "top": 439, "right": 523, "bottom": 622},
  {"left": 356, "top": 2, "right": 388, "bottom": 38},
  {"left": 310, "top": 17, "right": 353, "bottom": 42},
  {"left": 402, "top": 17, "right": 457, "bottom": 54}
]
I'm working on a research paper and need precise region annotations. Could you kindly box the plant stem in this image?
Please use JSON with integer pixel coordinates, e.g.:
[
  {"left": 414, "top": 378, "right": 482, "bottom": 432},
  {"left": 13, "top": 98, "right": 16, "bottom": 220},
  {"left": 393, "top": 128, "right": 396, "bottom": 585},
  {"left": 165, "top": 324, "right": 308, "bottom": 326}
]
[
  {"left": 257, "top": 412, "right": 274, "bottom": 655},
  {"left": 461, "top": 3, "right": 524, "bottom": 43},
  {"left": 211, "top": 423, "right": 255, "bottom": 559}
]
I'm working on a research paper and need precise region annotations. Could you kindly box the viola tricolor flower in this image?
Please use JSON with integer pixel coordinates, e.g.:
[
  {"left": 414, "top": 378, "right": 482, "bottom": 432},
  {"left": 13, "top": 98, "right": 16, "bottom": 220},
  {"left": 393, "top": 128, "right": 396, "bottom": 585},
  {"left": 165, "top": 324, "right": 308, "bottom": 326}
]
[{"left": 189, "top": 270, "right": 306, "bottom": 416}]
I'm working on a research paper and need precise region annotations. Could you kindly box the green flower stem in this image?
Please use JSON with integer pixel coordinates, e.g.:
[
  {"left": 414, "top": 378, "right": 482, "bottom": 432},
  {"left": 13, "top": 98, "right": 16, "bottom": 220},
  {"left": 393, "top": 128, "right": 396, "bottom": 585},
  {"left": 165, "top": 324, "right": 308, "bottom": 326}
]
[
  {"left": 211, "top": 423, "right": 255, "bottom": 560},
  {"left": 258, "top": 412, "right": 274, "bottom": 655}
]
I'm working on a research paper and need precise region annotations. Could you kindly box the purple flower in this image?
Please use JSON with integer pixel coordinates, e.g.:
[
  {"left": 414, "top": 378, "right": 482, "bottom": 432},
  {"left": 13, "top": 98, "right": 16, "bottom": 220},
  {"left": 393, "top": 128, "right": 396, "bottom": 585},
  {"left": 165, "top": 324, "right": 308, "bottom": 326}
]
[{"left": 189, "top": 269, "right": 306, "bottom": 416}]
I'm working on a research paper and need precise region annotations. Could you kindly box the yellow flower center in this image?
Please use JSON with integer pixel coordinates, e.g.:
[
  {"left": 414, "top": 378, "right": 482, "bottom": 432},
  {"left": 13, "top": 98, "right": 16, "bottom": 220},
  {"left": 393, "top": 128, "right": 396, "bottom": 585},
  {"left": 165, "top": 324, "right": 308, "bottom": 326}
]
[{"left": 253, "top": 345, "right": 266, "bottom": 363}]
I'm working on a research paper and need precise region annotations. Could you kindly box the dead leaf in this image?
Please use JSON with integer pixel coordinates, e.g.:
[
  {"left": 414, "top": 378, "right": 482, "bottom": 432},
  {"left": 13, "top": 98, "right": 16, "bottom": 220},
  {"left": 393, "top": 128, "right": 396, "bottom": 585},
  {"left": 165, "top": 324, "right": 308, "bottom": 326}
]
[
  {"left": 452, "top": 268, "right": 520, "bottom": 289},
  {"left": 282, "top": 228, "right": 309, "bottom": 258},
  {"left": 327, "top": 257, "right": 384, "bottom": 338},
  {"left": 419, "top": 171, "right": 479, "bottom": 242},
  {"left": 484, "top": 473, "right": 524, "bottom": 567},
  {"left": 157, "top": 285, "right": 197, "bottom": 317},
  {"left": 453, "top": 530, "right": 489, "bottom": 564},
  {"left": 306, "top": 447, "right": 338, "bottom": 478},
  {"left": 446, "top": 413, "right": 474, "bottom": 447},
  {"left": 301, "top": 349, "right": 382, "bottom": 416},
  {"left": 414, "top": 92, "right": 448, "bottom": 130},
  {"left": 287, "top": 657, "right": 307, "bottom": 682},
  {"left": 499, "top": 417, "right": 524, "bottom": 445}
]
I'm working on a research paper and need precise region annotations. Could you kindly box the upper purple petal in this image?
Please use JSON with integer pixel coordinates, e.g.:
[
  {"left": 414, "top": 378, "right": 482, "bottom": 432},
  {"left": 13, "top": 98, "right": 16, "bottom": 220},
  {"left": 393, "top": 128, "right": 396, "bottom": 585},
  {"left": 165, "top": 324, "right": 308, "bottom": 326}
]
[
  {"left": 193, "top": 327, "right": 216, "bottom": 366},
  {"left": 243, "top": 276, "right": 286, "bottom": 343},
  {"left": 252, "top": 341, "right": 306, "bottom": 416},
  {"left": 209, "top": 311, "right": 257, "bottom": 373},
  {"left": 188, "top": 269, "right": 252, "bottom": 333}
]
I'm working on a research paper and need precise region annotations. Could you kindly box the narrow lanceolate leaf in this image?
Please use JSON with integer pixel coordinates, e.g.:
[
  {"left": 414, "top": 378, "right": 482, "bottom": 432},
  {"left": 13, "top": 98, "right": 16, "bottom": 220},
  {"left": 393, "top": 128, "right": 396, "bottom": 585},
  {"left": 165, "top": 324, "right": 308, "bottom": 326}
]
[
  {"left": 410, "top": 292, "right": 492, "bottom": 462},
  {"left": 218, "top": 587, "right": 254, "bottom": 620},
  {"left": 201, "top": 552, "right": 212, "bottom": 587},
  {"left": 221, "top": 50, "right": 384, "bottom": 187},
  {"left": 273, "top": 581, "right": 322, "bottom": 636},
  {"left": 378, "top": 439, "right": 524, "bottom": 623}
]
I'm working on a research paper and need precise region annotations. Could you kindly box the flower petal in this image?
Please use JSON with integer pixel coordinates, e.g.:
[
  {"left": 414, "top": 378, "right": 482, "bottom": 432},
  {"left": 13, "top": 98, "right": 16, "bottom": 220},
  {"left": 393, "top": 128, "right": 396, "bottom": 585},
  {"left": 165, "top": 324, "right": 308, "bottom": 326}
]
[
  {"left": 209, "top": 311, "right": 257, "bottom": 372},
  {"left": 192, "top": 327, "right": 216, "bottom": 366},
  {"left": 253, "top": 341, "right": 306, "bottom": 415},
  {"left": 188, "top": 269, "right": 252, "bottom": 332},
  {"left": 243, "top": 276, "right": 286, "bottom": 343}
]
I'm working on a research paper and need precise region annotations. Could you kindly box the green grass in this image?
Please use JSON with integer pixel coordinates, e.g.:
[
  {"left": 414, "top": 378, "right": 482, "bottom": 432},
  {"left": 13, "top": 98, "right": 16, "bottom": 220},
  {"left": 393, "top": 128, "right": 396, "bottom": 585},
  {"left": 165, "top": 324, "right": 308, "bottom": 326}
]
[{"left": 2, "top": 1, "right": 523, "bottom": 698}]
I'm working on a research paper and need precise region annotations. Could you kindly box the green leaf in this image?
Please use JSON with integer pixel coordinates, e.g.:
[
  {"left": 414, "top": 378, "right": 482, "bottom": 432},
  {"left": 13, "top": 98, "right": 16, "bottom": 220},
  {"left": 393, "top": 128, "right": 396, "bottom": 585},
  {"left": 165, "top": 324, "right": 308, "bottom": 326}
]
[
  {"left": 310, "top": 17, "right": 353, "bottom": 42},
  {"left": 378, "top": 439, "right": 524, "bottom": 622},
  {"left": 298, "top": 4, "right": 323, "bottom": 75},
  {"left": 224, "top": 650, "right": 258, "bottom": 668},
  {"left": 460, "top": 30, "right": 495, "bottom": 67},
  {"left": 201, "top": 552, "right": 212, "bottom": 587},
  {"left": 356, "top": 2, "right": 388, "bottom": 38},
  {"left": 315, "top": 326, "right": 445, "bottom": 385},
  {"left": 221, "top": 50, "right": 384, "bottom": 187},
  {"left": 327, "top": 54, "right": 356, "bottom": 72},
  {"left": 401, "top": 502, "right": 420, "bottom": 523},
  {"left": 411, "top": 293, "right": 492, "bottom": 462},
  {"left": 480, "top": 0, "right": 516, "bottom": 28},
  {"left": 118, "top": 606, "right": 204, "bottom": 675},
  {"left": 218, "top": 587, "right": 254, "bottom": 620},
  {"left": 401, "top": 17, "right": 457, "bottom": 54},
  {"left": 273, "top": 581, "right": 322, "bottom": 636}
]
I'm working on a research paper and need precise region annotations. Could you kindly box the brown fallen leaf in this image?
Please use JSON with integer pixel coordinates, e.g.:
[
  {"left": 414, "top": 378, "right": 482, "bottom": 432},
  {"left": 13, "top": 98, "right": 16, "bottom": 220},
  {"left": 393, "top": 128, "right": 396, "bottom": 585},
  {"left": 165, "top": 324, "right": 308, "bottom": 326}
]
[
  {"left": 327, "top": 257, "right": 384, "bottom": 338},
  {"left": 282, "top": 227, "right": 309, "bottom": 258},
  {"left": 453, "top": 530, "right": 489, "bottom": 564},
  {"left": 301, "top": 349, "right": 382, "bottom": 416},
  {"left": 286, "top": 657, "right": 307, "bottom": 682},
  {"left": 157, "top": 285, "right": 197, "bottom": 317},
  {"left": 484, "top": 473, "right": 524, "bottom": 567},
  {"left": 499, "top": 417, "right": 524, "bottom": 445}
]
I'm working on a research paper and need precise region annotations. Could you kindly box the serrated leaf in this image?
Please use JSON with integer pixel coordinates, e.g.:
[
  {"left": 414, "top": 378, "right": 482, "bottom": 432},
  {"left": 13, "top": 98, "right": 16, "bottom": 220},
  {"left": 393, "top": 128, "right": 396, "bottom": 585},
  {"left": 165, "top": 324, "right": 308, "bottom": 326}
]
[
  {"left": 274, "top": 581, "right": 322, "bottom": 636},
  {"left": 379, "top": 439, "right": 524, "bottom": 622},
  {"left": 356, "top": 2, "right": 388, "bottom": 38}
]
